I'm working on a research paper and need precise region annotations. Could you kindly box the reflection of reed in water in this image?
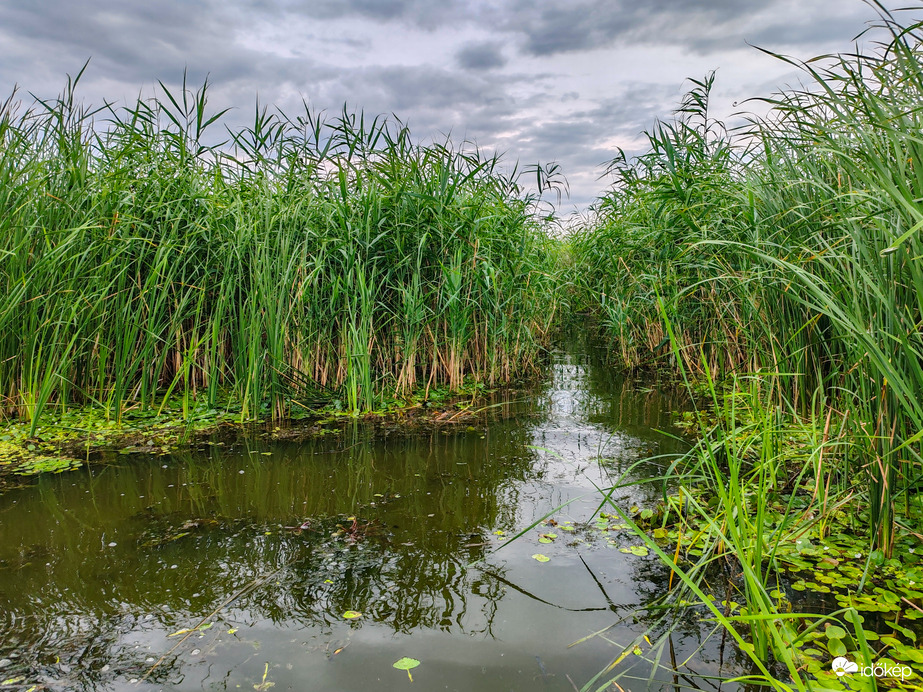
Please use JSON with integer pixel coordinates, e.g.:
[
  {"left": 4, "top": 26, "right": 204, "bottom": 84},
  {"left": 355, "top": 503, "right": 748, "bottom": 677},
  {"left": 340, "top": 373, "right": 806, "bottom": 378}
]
[
  {"left": 0, "top": 423, "right": 537, "bottom": 689},
  {"left": 537, "top": 331, "right": 693, "bottom": 444}
]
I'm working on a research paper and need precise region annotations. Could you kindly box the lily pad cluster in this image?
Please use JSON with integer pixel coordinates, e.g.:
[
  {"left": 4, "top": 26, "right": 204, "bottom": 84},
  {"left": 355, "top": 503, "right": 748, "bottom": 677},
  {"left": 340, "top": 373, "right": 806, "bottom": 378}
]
[
  {"left": 529, "top": 514, "right": 654, "bottom": 556},
  {"left": 629, "top": 490, "right": 923, "bottom": 685}
]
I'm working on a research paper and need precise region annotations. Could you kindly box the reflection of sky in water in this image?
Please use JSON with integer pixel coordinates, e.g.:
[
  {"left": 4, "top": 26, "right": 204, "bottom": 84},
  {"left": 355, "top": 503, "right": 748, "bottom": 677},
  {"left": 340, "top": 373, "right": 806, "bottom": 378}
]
[{"left": 0, "top": 336, "right": 750, "bottom": 692}]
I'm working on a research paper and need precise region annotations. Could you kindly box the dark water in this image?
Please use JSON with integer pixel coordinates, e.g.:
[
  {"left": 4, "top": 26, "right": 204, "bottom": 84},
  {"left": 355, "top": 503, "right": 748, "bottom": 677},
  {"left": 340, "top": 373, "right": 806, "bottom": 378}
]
[{"left": 0, "top": 337, "right": 748, "bottom": 691}]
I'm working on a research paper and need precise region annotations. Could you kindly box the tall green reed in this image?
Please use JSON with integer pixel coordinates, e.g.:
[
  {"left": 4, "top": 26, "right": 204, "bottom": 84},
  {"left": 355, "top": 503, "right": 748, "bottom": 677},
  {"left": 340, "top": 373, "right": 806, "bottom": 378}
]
[
  {"left": 0, "top": 71, "right": 562, "bottom": 427},
  {"left": 570, "top": 4, "right": 923, "bottom": 553}
]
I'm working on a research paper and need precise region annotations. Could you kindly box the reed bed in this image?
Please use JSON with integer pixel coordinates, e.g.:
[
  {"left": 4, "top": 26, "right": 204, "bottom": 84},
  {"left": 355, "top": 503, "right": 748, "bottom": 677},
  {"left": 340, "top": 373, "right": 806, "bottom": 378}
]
[
  {"left": 571, "top": 6, "right": 923, "bottom": 557},
  {"left": 0, "top": 70, "right": 562, "bottom": 430},
  {"left": 566, "top": 7, "right": 923, "bottom": 686}
]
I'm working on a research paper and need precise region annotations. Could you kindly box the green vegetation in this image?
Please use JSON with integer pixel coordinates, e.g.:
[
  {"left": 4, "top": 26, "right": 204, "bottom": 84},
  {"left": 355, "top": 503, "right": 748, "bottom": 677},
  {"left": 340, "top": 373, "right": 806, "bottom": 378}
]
[
  {"left": 571, "top": 10, "right": 923, "bottom": 555},
  {"left": 569, "top": 5, "right": 923, "bottom": 689},
  {"left": 4, "top": 4, "right": 923, "bottom": 691},
  {"left": 0, "top": 67, "right": 562, "bottom": 439}
]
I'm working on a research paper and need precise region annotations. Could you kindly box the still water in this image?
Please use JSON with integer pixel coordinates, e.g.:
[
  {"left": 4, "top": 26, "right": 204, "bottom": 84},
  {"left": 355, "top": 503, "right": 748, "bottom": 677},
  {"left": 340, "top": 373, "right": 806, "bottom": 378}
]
[{"left": 0, "top": 338, "right": 747, "bottom": 691}]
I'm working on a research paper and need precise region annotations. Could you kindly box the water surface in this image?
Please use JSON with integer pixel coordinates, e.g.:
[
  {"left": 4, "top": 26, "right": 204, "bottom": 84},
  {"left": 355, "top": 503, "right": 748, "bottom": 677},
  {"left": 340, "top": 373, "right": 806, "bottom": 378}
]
[{"left": 0, "top": 337, "right": 749, "bottom": 691}]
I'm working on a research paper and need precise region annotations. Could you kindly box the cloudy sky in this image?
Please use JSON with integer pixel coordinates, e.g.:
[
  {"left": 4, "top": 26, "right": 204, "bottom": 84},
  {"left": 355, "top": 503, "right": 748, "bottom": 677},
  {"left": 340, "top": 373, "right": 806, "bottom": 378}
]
[{"left": 0, "top": 0, "right": 914, "bottom": 211}]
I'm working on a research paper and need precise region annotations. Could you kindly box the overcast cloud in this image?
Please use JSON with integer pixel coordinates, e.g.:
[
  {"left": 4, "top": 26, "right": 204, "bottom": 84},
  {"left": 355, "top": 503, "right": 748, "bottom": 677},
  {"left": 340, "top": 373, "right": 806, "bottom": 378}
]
[{"left": 0, "top": 0, "right": 914, "bottom": 211}]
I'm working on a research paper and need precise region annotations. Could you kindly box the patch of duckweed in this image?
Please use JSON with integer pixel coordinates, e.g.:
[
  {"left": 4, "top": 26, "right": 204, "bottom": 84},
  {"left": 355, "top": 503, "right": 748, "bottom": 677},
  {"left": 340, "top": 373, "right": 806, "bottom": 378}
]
[
  {"left": 0, "top": 438, "right": 81, "bottom": 477},
  {"left": 0, "top": 383, "right": 498, "bottom": 485},
  {"left": 16, "top": 456, "right": 82, "bottom": 475},
  {"left": 0, "top": 398, "right": 243, "bottom": 482}
]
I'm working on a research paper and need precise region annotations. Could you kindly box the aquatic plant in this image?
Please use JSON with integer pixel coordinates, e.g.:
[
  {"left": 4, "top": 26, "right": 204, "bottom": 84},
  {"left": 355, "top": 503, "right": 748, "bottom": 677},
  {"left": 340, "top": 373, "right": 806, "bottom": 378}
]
[
  {"left": 566, "top": 5, "right": 923, "bottom": 688},
  {"left": 0, "top": 68, "right": 563, "bottom": 430},
  {"left": 571, "top": 4, "right": 923, "bottom": 555}
]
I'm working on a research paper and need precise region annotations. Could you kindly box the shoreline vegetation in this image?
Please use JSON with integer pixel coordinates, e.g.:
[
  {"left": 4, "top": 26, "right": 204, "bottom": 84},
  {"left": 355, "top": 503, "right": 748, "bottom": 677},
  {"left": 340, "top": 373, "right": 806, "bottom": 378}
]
[
  {"left": 3, "top": 4, "right": 923, "bottom": 690},
  {"left": 0, "top": 65, "right": 563, "bottom": 431},
  {"left": 566, "top": 6, "right": 923, "bottom": 689},
  {"left": 0, "top": 380, "right": 502, "bottom": 485},
  {"left": 0, "top": 64, "right": 563, "bottom": 482}
]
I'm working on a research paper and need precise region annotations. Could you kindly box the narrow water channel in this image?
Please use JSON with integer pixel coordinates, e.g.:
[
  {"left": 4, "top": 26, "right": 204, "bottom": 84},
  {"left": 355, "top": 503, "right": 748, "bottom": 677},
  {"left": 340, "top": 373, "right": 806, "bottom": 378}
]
[{"left": 0, "top": 336, "right": 748, "bottom": 691}]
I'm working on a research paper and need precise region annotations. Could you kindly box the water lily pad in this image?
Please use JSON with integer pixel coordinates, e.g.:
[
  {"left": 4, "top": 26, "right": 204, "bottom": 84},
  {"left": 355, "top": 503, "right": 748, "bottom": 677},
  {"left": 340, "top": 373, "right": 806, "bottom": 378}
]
[
  {"left": 827, "top": 638, "right": 847, "bottom": 657},
  {"left": 393, "top": 657, "right": 420, "bottom": 670},
  {"left": 532, "top": 554, "right": 550, "bottom": 562},
  {"left": 880, "top": 635, "right": 901, "bottom": 647},
  {"left": 342, "top": 610, "right": 362, "bottom": 619},
  {"left": 887, "top": 622, "right": 916, "bottom": 641},
  {"left": 825, "top": 625, "right": 846, "bottom": 640},
  {"left": 393, "top": 657, "right": 420, "bottom": 681}
]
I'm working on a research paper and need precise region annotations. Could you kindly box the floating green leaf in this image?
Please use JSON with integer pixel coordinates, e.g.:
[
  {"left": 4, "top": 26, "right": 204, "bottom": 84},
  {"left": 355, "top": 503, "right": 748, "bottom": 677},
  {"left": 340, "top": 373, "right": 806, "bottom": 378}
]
[
  {"left": 532, "top": 553, "right": 550, "bottom": 562},
  {"left": 827, "top": 638, "right": 847, "bottom": 657},
  {"left": 168, "top": 622, "right": 213, "bottom": 637},
  {"left": 393, "top": 657, "right": 421, "bottom": 682},
  {"left": 825, "top": 625, "right": 846, "bottom": 640},
  {"left": 342, "top": 610, "right": 362, "bottom": 619}
]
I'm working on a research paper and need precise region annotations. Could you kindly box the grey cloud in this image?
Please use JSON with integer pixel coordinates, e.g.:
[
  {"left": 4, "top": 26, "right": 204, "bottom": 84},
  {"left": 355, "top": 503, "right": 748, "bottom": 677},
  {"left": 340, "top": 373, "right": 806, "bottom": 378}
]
[
  {"left": 291, "top": 0, "right": 468, "bottom": 29},
  {"left": 456, "top": 41, "right": 507, "bottom": 71},
  {"left": 486, "top": 0, "right": 902, "bottom": 57},
  {"left": 0, "top": 0, "right": 348, "bottom": 123},
  {"left": 518, "top": 85, "right": 675, "bottom": 159},
  {"left": 742, "top": 16, "right": 875, "bottom": 51},
  {"left": 482, "top": 83, "right": 680, "bottom": 208},
  {"left": 315, "top": 65, "right": 513, "bottom": 116},
  {"left": 285, "top": 0, "right": 912, "bottom": 58},
  {"left": 1, "top": 2, "right": 286, "bottom": 89},
  {"left": 0, "top": 0, "right": 909, "bottom": 211},
  {"left": 496, "top": 0, "right": 765, "bottom": 56}
]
